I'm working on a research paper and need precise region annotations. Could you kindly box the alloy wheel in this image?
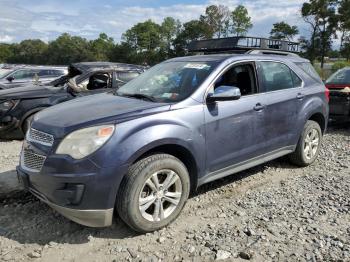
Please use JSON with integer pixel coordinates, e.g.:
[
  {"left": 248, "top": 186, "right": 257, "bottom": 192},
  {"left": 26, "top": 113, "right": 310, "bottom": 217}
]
[
  {"left": 303, "top": 128, "right": 320, "bottom": 160},
  {"left": 139, "top": 169, "right": 182, "bottom": 222}
]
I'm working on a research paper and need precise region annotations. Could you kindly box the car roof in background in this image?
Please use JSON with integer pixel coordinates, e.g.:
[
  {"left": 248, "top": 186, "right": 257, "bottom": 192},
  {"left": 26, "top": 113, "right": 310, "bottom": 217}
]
[
  {"left": 0, "top": 66, "right": 67, "bottom": 74},
  {"left": 71, "top": 62, "right": 145, "bottom": 72}
]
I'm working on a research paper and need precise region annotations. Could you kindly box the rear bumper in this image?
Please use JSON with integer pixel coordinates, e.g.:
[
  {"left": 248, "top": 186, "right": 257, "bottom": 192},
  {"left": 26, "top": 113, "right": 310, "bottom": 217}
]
[
  {"left": 329, "top": 93, "right": 350, "bottom": 122},
  {"left": 329, "top": 114, "right": 350, "bottom": 122},
  {"left": 17, "top": 166, "right": 115, "bottom": 227}
]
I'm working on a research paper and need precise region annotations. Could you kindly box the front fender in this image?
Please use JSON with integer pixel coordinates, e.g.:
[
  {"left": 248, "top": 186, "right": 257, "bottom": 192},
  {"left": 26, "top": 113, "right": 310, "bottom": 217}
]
[{"left": 89, "top": 106, "right": 206, "bottom": 176}]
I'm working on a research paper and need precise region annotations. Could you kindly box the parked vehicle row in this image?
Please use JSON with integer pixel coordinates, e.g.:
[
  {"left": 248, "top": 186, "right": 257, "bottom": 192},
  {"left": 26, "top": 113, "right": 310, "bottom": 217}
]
[
  {"left": 14, "top": 37, "right": 329, "bottom": 233},
  {"left": 0, "top": 62, "right": 145, "bottom": 139}
]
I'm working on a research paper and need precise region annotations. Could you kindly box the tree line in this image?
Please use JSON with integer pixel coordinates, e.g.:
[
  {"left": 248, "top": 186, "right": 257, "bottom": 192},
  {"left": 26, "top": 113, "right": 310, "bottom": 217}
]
[{"left": 0, "top": 0, "right": 349, "bottom": 67}]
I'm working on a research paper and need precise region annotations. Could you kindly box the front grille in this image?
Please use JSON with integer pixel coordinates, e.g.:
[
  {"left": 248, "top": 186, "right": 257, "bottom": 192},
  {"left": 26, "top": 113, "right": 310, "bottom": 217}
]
[
  {"left": 28, "top": 128, "right": 54, "bottom": 146},
  {"left": 22, "top": 149, "right": 46, "bottom": 172}
]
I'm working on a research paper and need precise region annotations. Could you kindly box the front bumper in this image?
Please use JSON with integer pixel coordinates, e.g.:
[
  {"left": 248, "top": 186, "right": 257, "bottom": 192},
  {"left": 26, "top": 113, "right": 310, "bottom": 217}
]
[
  {"left": 17, "top": 136, "right": 129, "bottom": 227},
  {"left": 17, "top": 167, "right": 114, "bottom": 227}
]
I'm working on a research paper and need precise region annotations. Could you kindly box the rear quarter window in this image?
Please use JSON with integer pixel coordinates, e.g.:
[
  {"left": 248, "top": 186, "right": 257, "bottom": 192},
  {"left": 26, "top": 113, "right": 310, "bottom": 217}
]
[{"left": 295, "top": 62, "right": 322, "bottom": 83}]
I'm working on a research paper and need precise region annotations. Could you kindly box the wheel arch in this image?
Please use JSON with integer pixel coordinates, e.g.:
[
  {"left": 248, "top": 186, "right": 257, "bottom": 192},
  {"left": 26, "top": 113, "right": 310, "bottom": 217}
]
[
  {"left": 308, "top": 112, "right": 326, "bottom": 134},
  {"left": 19, "top": 106, "right": 49, "bottom": 132},
  {"left": 130, "top": 142, "right": 199, "bottom": 194}
]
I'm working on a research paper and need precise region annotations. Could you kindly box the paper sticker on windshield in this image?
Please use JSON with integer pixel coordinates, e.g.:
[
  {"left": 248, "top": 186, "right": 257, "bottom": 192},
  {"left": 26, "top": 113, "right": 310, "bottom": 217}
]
[{"left": 184, "top": 63, "right": 210, "bottom": 70}]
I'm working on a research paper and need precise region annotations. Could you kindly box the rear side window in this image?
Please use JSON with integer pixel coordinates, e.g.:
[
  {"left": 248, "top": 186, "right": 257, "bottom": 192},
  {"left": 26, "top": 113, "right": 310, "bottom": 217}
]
[
  {"left": 326, "top": 68, "right": 350, "bottom": 84},
  {"left": 258, "top": 61, "right": 299, "bottom": 92},
  {"left": 295, "top": 62, "right": 322, "bottom": 83},
  {"left": 38, "top": 70, "right": 50, "bottom": 77},
  {"left": 38, "top": 69, "right": 65, "bottom": 77},
  {"left": 117, "top": 71, "right": 140, "bottom": 84}
]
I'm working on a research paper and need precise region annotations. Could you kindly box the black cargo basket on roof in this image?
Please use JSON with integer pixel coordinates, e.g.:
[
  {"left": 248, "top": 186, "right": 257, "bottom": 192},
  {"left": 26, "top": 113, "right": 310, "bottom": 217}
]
[{"left": 188, "top": 36, "right": 300, "bottom": 54}]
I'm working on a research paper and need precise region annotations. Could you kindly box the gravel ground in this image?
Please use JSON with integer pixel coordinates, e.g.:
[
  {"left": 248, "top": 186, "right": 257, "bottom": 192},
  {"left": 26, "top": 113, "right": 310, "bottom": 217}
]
[{"left": 0, "top": 125, "right": 349, "bottom": 262}]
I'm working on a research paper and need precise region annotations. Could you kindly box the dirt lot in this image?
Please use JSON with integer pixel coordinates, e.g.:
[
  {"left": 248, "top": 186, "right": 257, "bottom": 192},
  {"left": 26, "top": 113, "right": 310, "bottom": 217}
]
[{"left": 0, "top": 125, "right": 349, "bottom": 262}]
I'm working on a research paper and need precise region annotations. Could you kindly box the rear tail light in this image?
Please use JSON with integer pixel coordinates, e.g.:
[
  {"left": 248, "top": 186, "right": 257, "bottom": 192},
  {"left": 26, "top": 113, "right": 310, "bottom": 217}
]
[{"left": 325, "top": 87, "right": 330, "bottom": 103}]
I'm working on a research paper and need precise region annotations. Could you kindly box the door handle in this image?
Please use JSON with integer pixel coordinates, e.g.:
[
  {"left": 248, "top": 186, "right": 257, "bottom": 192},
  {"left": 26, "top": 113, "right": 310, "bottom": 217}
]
[
  {"left": 296, "top": 93, "right": 305, "bottom": 100},
  {"left": 254, "top": 103, "right": 265, "bottom": 111}
]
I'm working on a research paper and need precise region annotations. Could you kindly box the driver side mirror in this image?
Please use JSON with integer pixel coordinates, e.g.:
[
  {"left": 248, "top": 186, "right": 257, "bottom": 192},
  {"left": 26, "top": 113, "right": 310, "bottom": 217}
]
[
  {"left": 6, "top": 76, "right": 14, "bottom": 82},
  {"left": 207, "top": 85, "right": 241, "bottom": 102}
]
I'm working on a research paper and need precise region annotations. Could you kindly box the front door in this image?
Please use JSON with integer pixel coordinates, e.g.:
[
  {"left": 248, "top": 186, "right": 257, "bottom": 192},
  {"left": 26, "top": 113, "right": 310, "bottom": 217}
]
[{"left": 205, "top": 62, "right": 266, "bottom": 173}]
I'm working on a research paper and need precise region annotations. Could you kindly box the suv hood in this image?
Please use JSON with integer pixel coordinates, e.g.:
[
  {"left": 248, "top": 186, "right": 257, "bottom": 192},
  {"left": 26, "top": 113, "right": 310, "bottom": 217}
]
[
  {"left": 33, "top": 93, "right": 170, "bottom": 138},
  {"left": 0, "top": 84, "right": 61, "bottom": 99}
]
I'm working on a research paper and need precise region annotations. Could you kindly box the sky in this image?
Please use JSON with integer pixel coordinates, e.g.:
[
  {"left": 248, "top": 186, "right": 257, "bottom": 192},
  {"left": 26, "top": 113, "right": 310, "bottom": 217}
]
[{"left": 0, "top": 0, "right": 310, "bottom": 44}]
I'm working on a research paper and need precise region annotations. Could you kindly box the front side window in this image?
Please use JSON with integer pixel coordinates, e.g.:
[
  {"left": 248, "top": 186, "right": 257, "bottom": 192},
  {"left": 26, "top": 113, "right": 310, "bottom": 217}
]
[
  {"left": 117, "top": 61, "right": 218, "bottom": 102},
  {"left": 258, "top": 62, "right": 299, "bottom": 92},
  {"left": 211, "top": 63, "right": 257, "bottom": 96},
  {"left": 11, "top": 69, "right": 35, "bottom": 80},
  {"left": 67, "top": 72, "right": 111, "bottom": 92}
]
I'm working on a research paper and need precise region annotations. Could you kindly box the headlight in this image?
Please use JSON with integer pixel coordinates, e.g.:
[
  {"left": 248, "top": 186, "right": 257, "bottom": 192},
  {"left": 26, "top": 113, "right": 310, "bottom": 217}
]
[
  {"left": 56, "top": 125, "right": 115, "bottom": 159},
  {"left": 0, "top": 100, "right": 18, "bottom": 111}
]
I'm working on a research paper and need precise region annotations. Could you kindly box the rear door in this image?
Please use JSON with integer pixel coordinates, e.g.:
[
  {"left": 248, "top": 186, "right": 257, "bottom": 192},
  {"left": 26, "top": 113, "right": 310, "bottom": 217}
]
[{"left": 255, "top": 61, "right": 303, "bottom": 152}]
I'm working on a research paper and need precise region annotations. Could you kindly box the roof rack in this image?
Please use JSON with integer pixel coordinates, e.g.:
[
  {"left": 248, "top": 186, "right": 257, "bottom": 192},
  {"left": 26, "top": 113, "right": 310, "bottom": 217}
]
[{"left": 188, "top": 36, "right": 300, "bottom": 54}]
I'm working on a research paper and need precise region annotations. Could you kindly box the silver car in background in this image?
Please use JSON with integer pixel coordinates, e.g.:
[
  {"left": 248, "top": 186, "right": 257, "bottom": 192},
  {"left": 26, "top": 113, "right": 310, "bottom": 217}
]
[{"left": 0, "top": 65, "right": 67, "bottom": 89}]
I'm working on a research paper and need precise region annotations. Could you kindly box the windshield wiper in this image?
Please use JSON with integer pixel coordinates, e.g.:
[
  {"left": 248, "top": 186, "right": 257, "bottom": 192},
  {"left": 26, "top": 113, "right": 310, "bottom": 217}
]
[{"left": 116, "top": 92, "right": 157, "bottom": 102}]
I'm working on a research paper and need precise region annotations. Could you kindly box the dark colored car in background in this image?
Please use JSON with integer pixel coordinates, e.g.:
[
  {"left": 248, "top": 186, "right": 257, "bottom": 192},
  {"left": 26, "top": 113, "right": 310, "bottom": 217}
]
[
  {"left": 17, "top": 37, "right": 329, "bottom": 233},
  {"left": 326, "top": 67, "right": 350, "bottom": 122},
  {"left": 0, "top": 66, "right": 67, "bottom": 89},
  {"left": 0, "top": 62, "right": 145, "bottom": 139}
]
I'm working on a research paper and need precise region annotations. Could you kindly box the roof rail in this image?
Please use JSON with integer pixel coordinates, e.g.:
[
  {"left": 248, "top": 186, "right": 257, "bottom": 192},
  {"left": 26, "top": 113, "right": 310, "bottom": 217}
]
[
  {"left": 246, "top": 49, "right": 300, "bottom": 57},
  {"left": 188, "top": 36, "right": 300, "bottom": 54}
]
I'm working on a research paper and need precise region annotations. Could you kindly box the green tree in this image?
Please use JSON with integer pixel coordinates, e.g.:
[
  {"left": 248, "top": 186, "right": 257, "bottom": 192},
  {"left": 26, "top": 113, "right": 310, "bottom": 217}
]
[
  {"left": 89, "top": 33, "right": 115, "bottom": 61},
  {"left": 301, "top": 0, "right": 338, "bottom": 68},
  {"left": 45, "top": 33, "right": 93, "bottom": 65},
  {"left": 341, "top": 42, "right": 350, "bottom": 60},
  {"left": 122, "top": 20, "right": 162, "bottom": 52},
  {"left": 9, "top": 39, "right": 48, "bottom": 64},
  {"left": 173, "top": 19, "right": 213, "bottom": 56},
  {"left": 160, "top": 17, "right": 182, "bottom": 57},
  {"left": 0, "top": 44, "right": 14, "bottom": 63},
  {"left": 270, "top": 21, "right": 299, "bottom": 41},
  {"left": 200, "top": 5, "right": 230, "bottom": 38},
  {"left": 122, "top": 20, "right": 164, "bottom": 64},
  {"left": 338, "top": 0, "right": 350, "bottom": 48},
  {"left": 230, "top": 5, "right": 252, "bottom": 37}
]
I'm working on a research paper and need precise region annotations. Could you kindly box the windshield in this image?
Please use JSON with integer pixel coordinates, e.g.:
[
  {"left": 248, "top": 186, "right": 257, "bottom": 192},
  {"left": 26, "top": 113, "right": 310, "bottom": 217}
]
[
  {"left": 116, "top": 61, "right": 218, "bottom": 102},
  {"left": 0, "top": 69, "right": 13, "bottom": 79},
  {"left": 326, "top": 68, "right": 350, "bottom": 84}
]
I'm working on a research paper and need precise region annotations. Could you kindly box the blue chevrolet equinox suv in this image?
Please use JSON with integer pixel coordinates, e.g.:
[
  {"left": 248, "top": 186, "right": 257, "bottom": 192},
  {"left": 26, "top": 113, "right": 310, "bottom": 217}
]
[{"left": 17, "top": 38, "right": 329, "bottom": 232}]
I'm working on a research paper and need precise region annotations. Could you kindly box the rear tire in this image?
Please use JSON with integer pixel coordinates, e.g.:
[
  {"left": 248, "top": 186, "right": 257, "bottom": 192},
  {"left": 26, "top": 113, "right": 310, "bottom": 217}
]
[
  {"left": 117, "top": 154, "right": 190, "bottom": 233},
  {"left": 289, "top": 120, "right": 322, "bottom": 167}
]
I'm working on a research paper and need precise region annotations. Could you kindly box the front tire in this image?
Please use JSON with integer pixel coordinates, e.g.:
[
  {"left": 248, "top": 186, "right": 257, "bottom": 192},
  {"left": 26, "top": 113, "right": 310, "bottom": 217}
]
[
  {"left": 289, "top": 120, "right": 322, "bottom": 167},
  {"left": 22, "top": 114, "right": 35, "bottom": 135},
  {"left": 117, "top": 154, "right": 190, "bottom": 233}
]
